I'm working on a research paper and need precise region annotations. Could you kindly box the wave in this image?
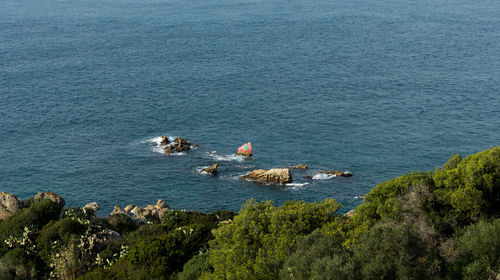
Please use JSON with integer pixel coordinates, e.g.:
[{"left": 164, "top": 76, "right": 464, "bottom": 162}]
[
  {"left": 286, "top": 182, "right": 310, "bottom": 187},
  {"left": 207, "top": 151, "right": 246, "bottom": 162},
  {"left": 311, "top": 173, "right": 336, "bottom": 180}
]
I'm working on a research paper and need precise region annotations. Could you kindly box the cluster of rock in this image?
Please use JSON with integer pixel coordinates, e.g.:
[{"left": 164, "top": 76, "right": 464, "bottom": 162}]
[
  {"left": 160, "top": 136, "right": 194, "bottom": 155},
  {"left": 110, "top": 199, "right": 170, "bottom": 224},
  {"left": 0, "top": 191, "right": 66, "bottom": 220}
]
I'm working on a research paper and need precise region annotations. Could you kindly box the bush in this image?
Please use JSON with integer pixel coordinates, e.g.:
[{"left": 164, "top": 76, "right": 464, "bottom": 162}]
[
  {"left": 352, "top": 221, "right": 442, "bottom": 280},
  {"left": 106, "top": 214, "right": 136, "bottom": 234},
  {"left": 206, "top": 199, "right": 341, "bottom": 280},
  {"left": 177, "top": 253, "right": 212, "bottom": 280},
  {"left": 36, "top": 218, "right": 85, "bottom": 264},
  {"left": 0, "top": 199, "right": 62, "bottom": 255},
  {"left": 448, "top": 218, "right": 500, "bottom": 279},
  {"left": 0, "top": 247, "right": 44, "bottom": 280},
  {"left": 280, "top": 230, "right": 354, "bottom": 280},
  {"left": 434, "top": 147, "right": 500, "bottom": 226}
]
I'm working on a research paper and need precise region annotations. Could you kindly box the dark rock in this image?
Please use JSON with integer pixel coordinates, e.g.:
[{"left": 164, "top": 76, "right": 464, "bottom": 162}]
[
  {"left": 163, "top": 137, "right": 192, "bottom": 154},
  {"left": 202, "top": 164, "right": 218, "bottom": 175},
  {"left": 160, "top": 136, "right": 170, "bottom": 145}
]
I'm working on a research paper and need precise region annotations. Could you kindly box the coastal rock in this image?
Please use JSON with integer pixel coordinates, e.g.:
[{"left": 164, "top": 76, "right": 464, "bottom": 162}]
[
  {"left": 240, "top": 168, "right": 292, "bottom": 184},
  {"left": 320, "top": 170, "right": 353, "bottom": 177},
  {"left": 110, "top": 205, "right": 129, "bottom": 216},
  {"left": 0, "top": 192, "right": 22, "bottom": 219},
  {"left": 160, "top": 136, "right": 170, "bottom": 145},
  {"left": 202, "top": 164, "right": 218, "bottom": 175},
  {"left": 84, "top": 202, "right": 99, "bottom": 212},
  {"left": 34, "top": 191, "right": 65, "bottom": 209},
  {"left": 124, "top": 204, "right": 136, "bottom": 213},
  {"left": 156, "top": 199, "right": 169, "bottom": 210}
]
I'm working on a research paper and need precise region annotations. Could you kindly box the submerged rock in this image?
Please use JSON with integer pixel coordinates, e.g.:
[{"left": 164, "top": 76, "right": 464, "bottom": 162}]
[
  {"left": 34, "top": 191, "right": 65, "bottom": 209},
  {"left": 290, "top": 164, "right": 308, "bottom": 170},
  {"left": 319, "top": 170, "right": 353, "bottom": 177},
  {"left": 202, "top": 164, "right": 219, "bottom": 175},
  {"left": 240, "top": 168, "right": 292, "bottom": 184},
  {"left": 0, "top": 192, "right": 22, "bottom": 219}
]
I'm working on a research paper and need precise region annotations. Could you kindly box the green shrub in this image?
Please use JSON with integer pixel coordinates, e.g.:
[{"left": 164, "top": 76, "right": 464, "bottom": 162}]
[
  {"left": 0, "top": 199, "right": 62, "bottom": 255},
  {"left": 434, "top": 147, "right": 500, "bottom": 226},
  {"left": 162, "top": 210, "right": 235, "bottom": 231},
  {"left": 106, "top": 214, "right": 136, "bottom": 234},
  {"left": 449, "top": 218, "right": 500, "bottom": 279},
  {"left": 352, "top": 221, "right": 442, "bottom": 280},
  {"left": 280, "top": 230, "right": 354, "bottom": 280},
  {"left": 177, "top": 253, "right": 212, "bottom": 280},
  {"left": 0, "top": 247, "right": 44, "bottom": 280},
  {"left": 206, "top": 199, "right": 341, "bottom": 280},
  {"left": 36, "top": 218, "right": 85, "bottom": 264}
]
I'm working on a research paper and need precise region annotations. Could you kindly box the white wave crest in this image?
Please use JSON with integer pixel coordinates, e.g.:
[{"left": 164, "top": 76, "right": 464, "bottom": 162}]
[
  {"left": 207, "top": 151, "right": 245, "bottom": 162},
  {"left": 311, "top": 173, "right": 336, "bottom": 180},
  {"left": 286, "top": 183, "right": 310, "bottom": 187}
]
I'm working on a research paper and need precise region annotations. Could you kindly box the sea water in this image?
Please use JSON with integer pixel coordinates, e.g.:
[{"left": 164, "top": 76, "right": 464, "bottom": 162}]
[{"left": 1, "top": 0, "right": 499, "bottom": 214}]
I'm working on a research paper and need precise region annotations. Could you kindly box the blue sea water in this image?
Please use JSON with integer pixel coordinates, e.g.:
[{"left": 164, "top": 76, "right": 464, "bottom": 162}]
[{"left": 1, "top": 0, "right": 499, "bottom": 215}]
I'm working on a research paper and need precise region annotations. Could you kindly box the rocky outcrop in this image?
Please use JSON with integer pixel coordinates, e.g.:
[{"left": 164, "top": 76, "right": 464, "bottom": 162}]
[
  {"left": 34, "top": 191, "right": 65, "bottom": 209},
  {"left": 164, "top": 137, "right": 192, "bottom": 155},
  {"left": 0, "top": 192, "right": 22, "bottom": 219},
  {"left": 240, "top": 168, "right": 292, "bottom": 184},
  {"left": 111, "top": 199, "right": 170, "bottom": 223},
  {"left": 202, "top": 164, "right": 218, "bottom": 175},
  {"left": 319, "top": 170, "right": 353, "bottom": 177},
  {"left": 84, "top": 202, "right": 99, "bottom": 212}
]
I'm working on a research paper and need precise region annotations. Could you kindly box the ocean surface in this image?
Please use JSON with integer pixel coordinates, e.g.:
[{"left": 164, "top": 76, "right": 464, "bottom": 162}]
[{"left": 1, "top": 0, "right": 499, "bottom": 215}]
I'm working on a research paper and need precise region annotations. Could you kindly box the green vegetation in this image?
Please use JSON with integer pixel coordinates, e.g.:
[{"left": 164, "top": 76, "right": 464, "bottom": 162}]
[{"left": 0, "top": 147, "right": 499, "bottom": 279}]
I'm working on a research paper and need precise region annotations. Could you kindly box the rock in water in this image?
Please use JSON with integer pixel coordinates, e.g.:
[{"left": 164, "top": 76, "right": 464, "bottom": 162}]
[
  {"left": 160, "top": 136, "right": 169, "bottom": 145},
  {"left": 202, "top": 164, "right": 218, "bottom": 175},
  {"left": 0, "top": 192, "right": 22, "bottom": 219},
  {"left": 236, "top": 142, "right": 252, "bottom": 156},
  {"left": 290, "top": 164, "right": 308, "bottom": 170},
  {"left": 163, "top": 137, "right": 192, "bottom": 154},
  {"left": 319, "top": 170, "right": 353, "bottom": 177},
  {"left": 34, "top": 191, "right": 65, "bottom": 209},
  {"left": 240, "top": 168, "right": 292, "bottom": 184}
]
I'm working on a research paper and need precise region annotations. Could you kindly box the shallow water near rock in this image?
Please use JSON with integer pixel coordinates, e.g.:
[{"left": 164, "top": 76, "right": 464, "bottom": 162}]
[{"left": 1, "top": 0, "right": 499, "bottom": 214}]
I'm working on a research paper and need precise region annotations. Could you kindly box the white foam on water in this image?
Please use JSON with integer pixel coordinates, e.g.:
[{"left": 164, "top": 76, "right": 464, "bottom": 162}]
[
  {"left": 286, "top": 183, "right": 310, "bottom": 187},
  {"left": 311, "top": 173, "right": 336, "bottom": 180},
  {"left": 207, "top": 151, "right": 245, "bottom": 162},
  {"left": 171, "top": 152, "right": 186, "bottom": 156}
]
